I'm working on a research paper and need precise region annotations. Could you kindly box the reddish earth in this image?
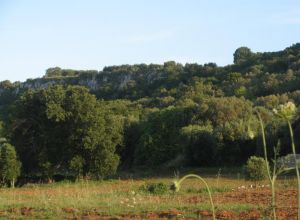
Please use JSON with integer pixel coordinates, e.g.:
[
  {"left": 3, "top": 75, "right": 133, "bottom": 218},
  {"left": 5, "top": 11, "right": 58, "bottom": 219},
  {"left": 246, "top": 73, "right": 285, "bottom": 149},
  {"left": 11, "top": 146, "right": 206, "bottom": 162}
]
[
  {"left": 186, "top": 188, "right": 297, "bottom": 207},
  {"left": 1, "top": 188, "right": 298, "bottom": 219},
  {"left": 63, "top": 207, "right": 77, "bottom": 214},
  {"left": 69, "top": 188, "right": 298, "bottom": 219},
  {"left": 1, "top": 207, "right": 37, "bottom": 216},
  {"left": 66, "top": 208, "right": 297, "bottom": 219},
  {"left": 1, "top": 206, "right": 297, "bottom": 219},
  {"left": 20, "top": 207, "right": 35, "bottom": 215}
]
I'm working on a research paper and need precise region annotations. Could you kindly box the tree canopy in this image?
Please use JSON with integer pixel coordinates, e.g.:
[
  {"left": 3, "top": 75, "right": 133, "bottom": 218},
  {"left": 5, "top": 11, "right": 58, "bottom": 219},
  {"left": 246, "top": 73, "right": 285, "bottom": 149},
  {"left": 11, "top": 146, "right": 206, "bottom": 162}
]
[
  {"left": 0, "top": 44, "right": 300, "bottom": 180},
  {"left": 10, "top": 85, "right": 123, "bottom": 179},
  {"left": 0, "top": 143, "right": 21, "bottom": 187}
]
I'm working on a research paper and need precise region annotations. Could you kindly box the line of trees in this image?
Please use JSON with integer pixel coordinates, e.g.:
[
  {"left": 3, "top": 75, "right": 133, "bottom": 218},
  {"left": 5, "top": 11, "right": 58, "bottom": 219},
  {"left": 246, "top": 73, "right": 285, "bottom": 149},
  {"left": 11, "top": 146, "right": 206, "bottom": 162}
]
[{"left": 0, "top": 44, "right": 299, "bottom": 185}]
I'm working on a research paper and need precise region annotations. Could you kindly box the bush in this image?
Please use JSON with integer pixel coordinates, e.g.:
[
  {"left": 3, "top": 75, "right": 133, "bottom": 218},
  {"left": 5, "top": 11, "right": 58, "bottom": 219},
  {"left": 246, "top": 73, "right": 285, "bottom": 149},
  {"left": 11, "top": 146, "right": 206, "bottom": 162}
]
[
  {"left": 140, "top": 182, "right": 169, "bottom": 195},
  {"left": 245, "top": 156, "right": 268, "bottom": 182}
]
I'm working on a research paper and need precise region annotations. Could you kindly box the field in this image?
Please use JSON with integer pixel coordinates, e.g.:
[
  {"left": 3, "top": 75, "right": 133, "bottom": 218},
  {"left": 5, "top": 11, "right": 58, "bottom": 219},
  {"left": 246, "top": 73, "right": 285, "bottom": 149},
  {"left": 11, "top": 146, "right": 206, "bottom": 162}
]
[{"left": 0, "top": 168, "right": 298, "bottom": 220}]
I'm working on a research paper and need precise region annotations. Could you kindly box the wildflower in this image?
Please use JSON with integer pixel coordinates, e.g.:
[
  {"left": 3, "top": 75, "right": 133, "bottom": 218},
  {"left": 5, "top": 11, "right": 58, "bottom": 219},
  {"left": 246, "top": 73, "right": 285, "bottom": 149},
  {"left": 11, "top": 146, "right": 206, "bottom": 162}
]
[
  {"left": 247, "top": 123, "right": 255, "bottom": 139},
  {"left": 170, "top": 174, "right": 216, "bottom": 220},
  {"left": 273, "top": 102, "right": 297, "bottom": 120},
  {"left": 248, "top": 130, "right": 255, "bottom": 139},
  {"left": 170, "top": 180, "right": 180, "bottom": 192}
]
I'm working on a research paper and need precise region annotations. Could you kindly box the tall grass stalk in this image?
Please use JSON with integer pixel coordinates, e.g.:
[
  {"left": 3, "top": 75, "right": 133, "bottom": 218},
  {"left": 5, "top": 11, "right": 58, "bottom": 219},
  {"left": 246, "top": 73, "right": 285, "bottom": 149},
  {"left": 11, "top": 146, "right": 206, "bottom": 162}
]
[
  {"left": 272, "top": 102, "right": 299, "bottom": 219},
  {"left": 256, "top": 111, "right": 277, "bottom": 220},
  {"left": 171, "top": 174, "right": 216, "bottom": 220},
  {"left": 287, "top": 120, "right": 300, "bottom": 220}
]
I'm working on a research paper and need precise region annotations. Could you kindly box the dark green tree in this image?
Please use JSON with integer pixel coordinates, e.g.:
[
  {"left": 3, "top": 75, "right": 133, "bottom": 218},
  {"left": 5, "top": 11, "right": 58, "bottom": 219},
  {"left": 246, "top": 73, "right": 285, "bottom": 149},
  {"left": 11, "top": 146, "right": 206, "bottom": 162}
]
[
  {"left": 44, "top": 67, "right": 62, "bottom": 77},
  {"left": 134, "top": 106, "right": 194, "bottom": 167},
  {"left": 10, "top": 85, "right": 123, "bottom": 179},
  {"left": 69, "top": 155, "right": 85, "bottom": 181},
  {"left": 180, "top": 124, "right": 217, "bottom": 166},
  {"left": 0, "top": 121, "right": 6, "bottom": 144},
  {"left": 233, "top": 47, "right": 253, "bottom": 64}
]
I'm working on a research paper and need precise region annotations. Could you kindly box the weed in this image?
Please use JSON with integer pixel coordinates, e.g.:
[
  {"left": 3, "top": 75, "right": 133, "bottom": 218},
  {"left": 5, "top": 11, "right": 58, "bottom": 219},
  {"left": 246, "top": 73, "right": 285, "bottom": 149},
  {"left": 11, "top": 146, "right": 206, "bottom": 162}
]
[
  {"left": 171, "top": 174, "right": 216, "bottom": 220},
  {"left": 255, "top": 102, "right": 298, "bottom": 220},
  {"left": 273, "top": 102, "right": 299, "bottom": 220}
]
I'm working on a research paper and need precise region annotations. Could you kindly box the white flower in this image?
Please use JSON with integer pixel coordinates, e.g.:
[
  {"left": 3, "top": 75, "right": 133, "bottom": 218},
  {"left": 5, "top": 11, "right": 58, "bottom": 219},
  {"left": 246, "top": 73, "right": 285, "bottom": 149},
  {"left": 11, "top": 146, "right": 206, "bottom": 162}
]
[
  {"left": 170, "top": 181, "right": 180, "bottom": 192},
  {"left": 248, "top": 130, "right": 255, "bottom": 139},
  {"left": 273, "top": 102, "right": 297, "bottom": 120}
]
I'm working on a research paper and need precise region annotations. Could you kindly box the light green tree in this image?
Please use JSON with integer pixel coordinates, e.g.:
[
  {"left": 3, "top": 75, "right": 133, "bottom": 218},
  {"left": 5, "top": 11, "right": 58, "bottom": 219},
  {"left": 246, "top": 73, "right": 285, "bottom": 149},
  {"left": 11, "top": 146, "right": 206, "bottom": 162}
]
[{"left": 0, "top": 143, "right": 21, "bottom": 188}]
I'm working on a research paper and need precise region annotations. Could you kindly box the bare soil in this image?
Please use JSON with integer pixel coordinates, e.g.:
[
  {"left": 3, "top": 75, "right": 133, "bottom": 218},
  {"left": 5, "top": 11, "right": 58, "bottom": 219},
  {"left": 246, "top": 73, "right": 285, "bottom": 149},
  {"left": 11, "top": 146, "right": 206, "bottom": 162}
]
[{"left": 63, "top": 188, "right": 297, "bottom": 219}]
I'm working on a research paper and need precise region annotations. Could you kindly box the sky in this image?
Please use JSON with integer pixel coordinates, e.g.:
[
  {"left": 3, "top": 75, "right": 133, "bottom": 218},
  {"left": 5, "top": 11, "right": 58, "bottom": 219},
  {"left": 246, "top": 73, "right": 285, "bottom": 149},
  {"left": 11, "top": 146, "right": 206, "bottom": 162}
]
[{"left": 0, "top": 0, "right": 300, "bottom": 82}]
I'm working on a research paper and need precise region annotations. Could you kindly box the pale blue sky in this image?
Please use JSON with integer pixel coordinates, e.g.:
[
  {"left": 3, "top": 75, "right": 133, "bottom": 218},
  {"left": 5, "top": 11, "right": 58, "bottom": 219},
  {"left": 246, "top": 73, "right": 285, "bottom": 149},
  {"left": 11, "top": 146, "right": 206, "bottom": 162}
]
[{"left": 0, "top": 0, "right": 300, "bottom": 82}]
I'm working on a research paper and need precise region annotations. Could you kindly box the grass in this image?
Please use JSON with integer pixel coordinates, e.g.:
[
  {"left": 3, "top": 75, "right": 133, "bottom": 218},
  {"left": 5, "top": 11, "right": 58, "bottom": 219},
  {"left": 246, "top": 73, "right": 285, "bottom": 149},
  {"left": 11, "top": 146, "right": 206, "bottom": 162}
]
[{"left": 0, "top": 175, "right": 298, "bottom": 219}]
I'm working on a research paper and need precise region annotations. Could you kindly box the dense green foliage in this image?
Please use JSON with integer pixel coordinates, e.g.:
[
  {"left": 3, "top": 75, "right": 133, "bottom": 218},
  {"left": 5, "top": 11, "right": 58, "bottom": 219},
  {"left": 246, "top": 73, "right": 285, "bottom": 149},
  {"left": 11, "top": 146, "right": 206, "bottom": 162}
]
[
  {"left": 9, "top": 85, "right": 123, "bottom": 179},
  {"left": 245, "top": 156, "right": 268, "bottom": 182},
  {"left": 140, "top": 182, "right": 170, "bottom": 195},
  {"left": 0, "top": 44, "right": 300, "bottom": 181},
  {"left": 0, "top": 143, "right": 21, "bottom": 187}
]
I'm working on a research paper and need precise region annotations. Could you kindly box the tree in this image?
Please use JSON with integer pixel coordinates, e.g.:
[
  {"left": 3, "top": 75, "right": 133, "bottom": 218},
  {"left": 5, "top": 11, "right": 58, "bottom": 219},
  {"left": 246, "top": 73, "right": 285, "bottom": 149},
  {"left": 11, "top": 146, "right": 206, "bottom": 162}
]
[
  {"left": 10, "top": 85, "right": 123, "bottom": 179},
  {"left": 234, "top": 86, "right": 248, "bottom": 97},
  {"left": 0, "top": 143, "right": 21, "bottom": 187},
  {"left": 199, "top": 97, "right": 253, "bottom": 127},
  {"left": 69, "top": 155, "right": 85, "bottom": 181},
  {"left": 134, "top": 106, "right": 193, "bottom": 167},
  {"left": 181, "top": 124, "right": 217, "bottom": 166},
  {"left": 233, "top": 47, "right": 253, "bottom": 64},
  {"left": 44, "top": 67, "right": 62, "bottom": 77},
  {"left": 0, "top": 121, "right": 6, "bottom": 144}
]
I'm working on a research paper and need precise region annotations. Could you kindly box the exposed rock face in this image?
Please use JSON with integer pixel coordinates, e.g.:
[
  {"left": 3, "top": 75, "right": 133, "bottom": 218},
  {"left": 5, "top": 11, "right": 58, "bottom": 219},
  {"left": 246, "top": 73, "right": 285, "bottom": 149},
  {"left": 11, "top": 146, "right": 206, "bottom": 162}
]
[{"left": 0, "top": 70, "right": 163, "bottom": 99}]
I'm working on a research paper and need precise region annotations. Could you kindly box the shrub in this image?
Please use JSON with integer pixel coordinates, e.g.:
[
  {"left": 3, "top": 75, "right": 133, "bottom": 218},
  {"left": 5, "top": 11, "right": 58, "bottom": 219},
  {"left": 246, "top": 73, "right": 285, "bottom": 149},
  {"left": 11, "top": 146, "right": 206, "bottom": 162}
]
[
  {"left": 140, "top": 182, "right": 169, "bottom": 195},
  {"left": 245, "top": 156, "right": 268, "bottom": 182}
]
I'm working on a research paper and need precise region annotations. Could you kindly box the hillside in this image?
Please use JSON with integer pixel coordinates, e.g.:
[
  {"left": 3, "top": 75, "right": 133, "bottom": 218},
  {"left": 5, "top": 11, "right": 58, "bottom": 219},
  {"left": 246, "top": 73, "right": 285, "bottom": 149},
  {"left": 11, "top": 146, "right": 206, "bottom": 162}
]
[
  {"left": 1, "top": 43, "right": 300, "bottom": 102},
  {"left": 0, "top": 44, "right": 300, "bottom": 178}
]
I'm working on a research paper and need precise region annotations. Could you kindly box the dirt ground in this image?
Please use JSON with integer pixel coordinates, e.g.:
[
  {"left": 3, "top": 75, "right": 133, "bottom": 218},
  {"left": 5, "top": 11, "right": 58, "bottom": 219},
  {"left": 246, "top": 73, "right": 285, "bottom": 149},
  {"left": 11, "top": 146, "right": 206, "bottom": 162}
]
[
  {"left": 3, "top": 188, "right": 297, "bottom": 219},
  {"left": 69, "top": 188, "right": 298, "bottom": 219}
]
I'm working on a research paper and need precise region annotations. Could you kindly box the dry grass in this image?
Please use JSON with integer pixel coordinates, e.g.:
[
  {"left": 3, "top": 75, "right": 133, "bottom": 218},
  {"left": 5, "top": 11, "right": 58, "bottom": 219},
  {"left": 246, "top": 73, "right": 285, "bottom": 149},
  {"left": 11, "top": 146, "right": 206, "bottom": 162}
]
[{"left": 0, "top": 176, "right": 297, "bottom": 219}]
